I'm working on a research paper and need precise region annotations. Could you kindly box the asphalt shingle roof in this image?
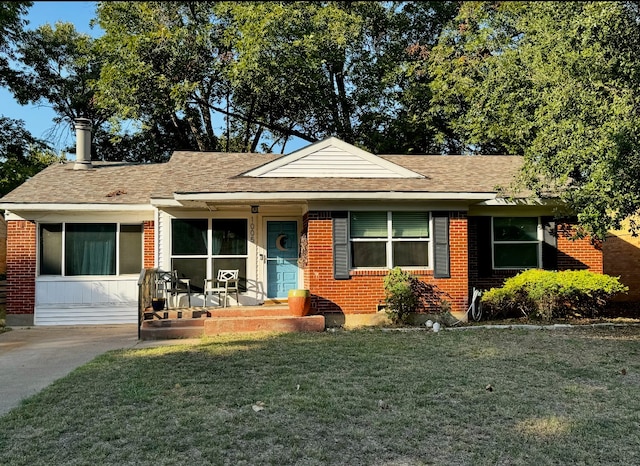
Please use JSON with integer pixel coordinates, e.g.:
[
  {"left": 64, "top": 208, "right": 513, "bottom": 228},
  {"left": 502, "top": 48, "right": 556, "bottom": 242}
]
[{"left": 0, "top": 151, "right": 524, "bottom": 205}]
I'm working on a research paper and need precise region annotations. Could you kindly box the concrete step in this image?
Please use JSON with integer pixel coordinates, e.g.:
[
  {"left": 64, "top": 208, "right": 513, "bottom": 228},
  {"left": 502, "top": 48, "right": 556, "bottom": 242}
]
[
  {"left": 204, "top": 315, "right": 325, "bottom": 335},
  {"left": 139, "top": 311, "right": 325, "bottom": 340}
]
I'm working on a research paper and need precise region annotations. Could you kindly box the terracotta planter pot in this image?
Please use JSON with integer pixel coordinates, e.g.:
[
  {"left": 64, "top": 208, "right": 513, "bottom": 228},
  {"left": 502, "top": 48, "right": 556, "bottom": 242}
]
[{"left": 288, "top": 289, "right": 311, "bottom": 317}]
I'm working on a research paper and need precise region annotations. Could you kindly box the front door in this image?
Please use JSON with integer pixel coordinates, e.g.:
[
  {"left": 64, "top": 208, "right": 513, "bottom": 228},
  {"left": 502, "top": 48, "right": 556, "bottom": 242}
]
[{"left": 266, "top": 221, "right": 298, "bottom": 298}]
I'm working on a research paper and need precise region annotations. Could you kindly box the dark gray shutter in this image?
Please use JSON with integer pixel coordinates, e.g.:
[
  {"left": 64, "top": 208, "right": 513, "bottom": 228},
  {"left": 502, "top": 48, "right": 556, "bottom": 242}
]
[
  {"left": 476, "top": 216, "right": 493, "bottom": 277},
  {"left": 433, "top": 213, "right": 450, "bottom": 278},
  {"left": 541, "top": 216, "right": 557, "bottom": 270},
  {"left": 333, "top": 212, "right": 350, "bottom": 280}
]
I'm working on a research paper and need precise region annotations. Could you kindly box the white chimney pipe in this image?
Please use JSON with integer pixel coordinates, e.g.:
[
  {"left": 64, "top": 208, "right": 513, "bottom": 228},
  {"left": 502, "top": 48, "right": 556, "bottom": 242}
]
[{"left": 73, "top": 118, "right": 92, "bottom": 170}]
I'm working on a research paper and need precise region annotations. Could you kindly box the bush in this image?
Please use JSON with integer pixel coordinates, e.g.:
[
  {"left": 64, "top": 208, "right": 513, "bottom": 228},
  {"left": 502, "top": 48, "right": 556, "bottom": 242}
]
[
  {"left": 383, "top": 267, "right": 417, "bottom": 324},
  {"left": 481, "top": 269, "right": 628, "bottom": 321}
]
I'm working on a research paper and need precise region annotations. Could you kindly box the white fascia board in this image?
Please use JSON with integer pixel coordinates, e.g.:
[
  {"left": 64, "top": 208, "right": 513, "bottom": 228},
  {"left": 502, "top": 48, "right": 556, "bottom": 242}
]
[
  {"left": 0, "top": 203, "right": 155, "bottom": 212},
  {"left": 308, "top": 200, "right": 473, "bottom": 211},
  {"left": 150, "top": 198, "right": 183, "bottom": 207},
  {"left": 173, "top": 192, "right": 497, "bottom": 202},
  {"left": 242, "top": 137, "right": 424, "bottom": 179}
]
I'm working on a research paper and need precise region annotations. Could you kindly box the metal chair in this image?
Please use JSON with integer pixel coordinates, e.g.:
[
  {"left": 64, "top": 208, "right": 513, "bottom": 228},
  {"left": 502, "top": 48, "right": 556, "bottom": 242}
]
[
  {"left": 158, "top": 270, "right": 192, "bottom": 309},
  {"left": 204, "top": 269, "right": 239, "bottom": 307}
]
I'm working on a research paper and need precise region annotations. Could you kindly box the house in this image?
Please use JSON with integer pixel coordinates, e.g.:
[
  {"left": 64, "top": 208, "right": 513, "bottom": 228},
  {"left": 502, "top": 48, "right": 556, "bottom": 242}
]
[{"left": 0, "top": 120, "right": 603, "bottom": 327}]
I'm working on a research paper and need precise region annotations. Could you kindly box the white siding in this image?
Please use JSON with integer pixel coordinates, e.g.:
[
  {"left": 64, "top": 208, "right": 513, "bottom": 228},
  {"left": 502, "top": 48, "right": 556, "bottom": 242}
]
[
  {"left": 260, "top": 146, "right": 406, "bottom": 178},
  {"left": 34, "top": 277, "right": 138, "bottom": 325},
  {"left": 157, "top": 210, "right": 170, "bottom": 270}
]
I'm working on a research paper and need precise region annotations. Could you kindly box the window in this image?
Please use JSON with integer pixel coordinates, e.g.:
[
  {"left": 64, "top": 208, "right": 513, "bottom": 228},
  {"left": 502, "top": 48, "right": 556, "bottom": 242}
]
[
  {"left": 350, "top": 211, "right": 430, "bottom": 268},
  {"left": 170, "top": 218, "right": 247, "bottom": 293},
  {"left": 39, "top": 223, "right": 143, "bottom": 276},
  {"left": 492, "top": 217, "right": 540, "bottom": 269}
]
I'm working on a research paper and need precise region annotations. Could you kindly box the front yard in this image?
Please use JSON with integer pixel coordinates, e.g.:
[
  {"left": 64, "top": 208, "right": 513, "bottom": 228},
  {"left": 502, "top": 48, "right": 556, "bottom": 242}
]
[{"left": 1, "top": 327, "right": 640, "bottom": 465}]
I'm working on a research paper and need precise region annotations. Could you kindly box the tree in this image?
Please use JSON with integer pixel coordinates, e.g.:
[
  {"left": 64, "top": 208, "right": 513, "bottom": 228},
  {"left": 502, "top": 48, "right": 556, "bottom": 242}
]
[
  {"left": 93, "top": 1, "right": 458, "bottom": 155},
  {"left": 425, "top": 1, "right": 640, "bottom": 239},
  {"left": 0, "top": 118, "right": 63, "bottom": 196},
  {"left": 8, "top": 22, "right": 111, "bottom": 152},
  {"left": 0, "top": 1, "right": 32, "bottom": 87},
  {"left": 0, "top": 2, "right": 61, "bottom": 195}
]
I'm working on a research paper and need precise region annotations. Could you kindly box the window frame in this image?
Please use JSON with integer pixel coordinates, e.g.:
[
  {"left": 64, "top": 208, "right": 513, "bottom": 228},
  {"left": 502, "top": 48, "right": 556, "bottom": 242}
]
[
  {"left": 169, "top": 217, "right": 249, "bottom": 293},
  {"left": 38, "top": 222, "right": 143, "bottom": 277},
  {"left": 349, "top": 211, "right": 432, "bottom": 270},
  {"left": 491, "top": 216, "right": 542, "bottom": 270}
]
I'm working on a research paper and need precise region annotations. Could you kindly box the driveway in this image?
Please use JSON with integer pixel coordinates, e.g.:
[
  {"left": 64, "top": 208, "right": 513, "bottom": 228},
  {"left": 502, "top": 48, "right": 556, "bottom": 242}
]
[{"left": 0, "top": 325, "right": 171, "bottom": 416}]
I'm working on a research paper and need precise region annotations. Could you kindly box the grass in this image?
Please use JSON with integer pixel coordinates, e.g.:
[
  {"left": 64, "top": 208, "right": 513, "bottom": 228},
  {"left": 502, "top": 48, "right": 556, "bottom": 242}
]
[{"left": 2, "top": 327, "right": 640, "bottom": 465}]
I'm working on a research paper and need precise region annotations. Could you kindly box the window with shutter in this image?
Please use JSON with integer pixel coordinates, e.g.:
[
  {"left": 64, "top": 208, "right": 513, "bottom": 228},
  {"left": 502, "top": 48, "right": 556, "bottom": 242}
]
[{"left": 348, "top": 211, "right": 431, "bottom": 269}]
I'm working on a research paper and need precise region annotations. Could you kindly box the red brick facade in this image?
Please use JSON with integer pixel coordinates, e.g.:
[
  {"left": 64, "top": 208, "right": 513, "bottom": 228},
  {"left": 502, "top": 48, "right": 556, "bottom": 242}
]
[
  {"left": 4, "top": 213, "right": 605, "bottom": 322},
  {"left": 6, "top": 220, "right": 36, "bottom": 316},
  {"left": 143, "top": 220, "right": 155, "bottom": 268},
  {"left": 557, "top": 223, "right": 603, "bottom": 273},
  {"left": 303, "top": 211, "right": 470, "bottom": 315},
  {"left": 0, "top": 216, "right": 6, "bottom": 275}
]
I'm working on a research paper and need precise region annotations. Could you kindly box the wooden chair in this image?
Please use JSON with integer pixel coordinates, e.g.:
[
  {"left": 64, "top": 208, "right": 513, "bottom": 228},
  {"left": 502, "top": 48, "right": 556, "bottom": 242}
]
[{"left": 204, "top": 269, "right": 239, "bottom": 307}]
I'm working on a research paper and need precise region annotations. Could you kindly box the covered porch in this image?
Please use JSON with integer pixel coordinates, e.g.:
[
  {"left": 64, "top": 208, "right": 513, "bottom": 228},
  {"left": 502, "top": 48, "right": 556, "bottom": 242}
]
[{"left": 138, "top": 268, "right": 324, "bottom": 340}]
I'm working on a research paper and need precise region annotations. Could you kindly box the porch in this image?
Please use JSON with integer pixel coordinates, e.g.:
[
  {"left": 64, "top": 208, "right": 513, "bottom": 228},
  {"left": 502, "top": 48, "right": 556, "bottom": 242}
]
[{"left": 139, "top": 304, "right": 325, "bottom": 340}]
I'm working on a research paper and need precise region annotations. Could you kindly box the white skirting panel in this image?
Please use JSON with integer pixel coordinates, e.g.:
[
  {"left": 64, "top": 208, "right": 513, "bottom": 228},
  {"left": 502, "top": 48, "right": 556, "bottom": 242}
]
[{"left": 34, "top": 277, "right": 138, "bottom": 325}]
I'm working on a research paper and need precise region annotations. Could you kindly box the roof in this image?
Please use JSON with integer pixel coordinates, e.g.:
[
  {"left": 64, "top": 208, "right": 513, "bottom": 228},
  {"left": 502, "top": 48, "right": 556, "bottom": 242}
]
[
  {"left": 0, "top": 138, "right": 525, "bottom": 207},
  {"left": 0, "top": 161, "right": 166, "bottom": 205}
]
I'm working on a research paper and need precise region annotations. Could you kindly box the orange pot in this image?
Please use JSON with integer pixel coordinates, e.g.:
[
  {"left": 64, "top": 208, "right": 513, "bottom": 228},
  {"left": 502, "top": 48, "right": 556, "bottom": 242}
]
[{"left": 288, "top": 289, "right": 311, "bottom": 317}]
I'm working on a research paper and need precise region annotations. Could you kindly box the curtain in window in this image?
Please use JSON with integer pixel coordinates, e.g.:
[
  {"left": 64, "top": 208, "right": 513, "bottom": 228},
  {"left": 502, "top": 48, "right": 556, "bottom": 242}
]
[
  {"left": 392, "top": 212, "right": 429, "bottom": 237},
  {"left": 350, "top": 212, "right": 387, "bottom": 238},
  {"left": 65, "top": 224, "right": 116, "bottom": 275}
]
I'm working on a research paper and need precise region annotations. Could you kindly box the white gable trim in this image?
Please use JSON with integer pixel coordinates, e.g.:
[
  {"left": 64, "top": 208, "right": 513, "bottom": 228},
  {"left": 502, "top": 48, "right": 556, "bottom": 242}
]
[{"left": 242, "top": 137, "right": 424, "bottom": 179}]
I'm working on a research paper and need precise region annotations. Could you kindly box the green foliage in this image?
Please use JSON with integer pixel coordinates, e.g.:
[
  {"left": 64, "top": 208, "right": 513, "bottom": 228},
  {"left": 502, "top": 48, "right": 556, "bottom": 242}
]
[
  {"left": 0, "top": 117, "right": 62, "bottom": 196},
  {"left": 383, "top": 267, "right": 418, "bottom": 324},
  {"left": 425, "top": 1, "right": 640, "bottom": 239},
  {"left": 481, "top": 269, "right": 628, "bottom": 321},
  {"left": 93, "top": 1, "right": 458, "bottom": 155}
]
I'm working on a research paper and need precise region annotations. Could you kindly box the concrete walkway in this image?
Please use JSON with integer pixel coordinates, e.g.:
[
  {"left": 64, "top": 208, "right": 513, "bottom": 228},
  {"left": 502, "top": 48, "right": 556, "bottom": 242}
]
[{"left": 0, "top": 325, "right": 200, "bottom": 416}]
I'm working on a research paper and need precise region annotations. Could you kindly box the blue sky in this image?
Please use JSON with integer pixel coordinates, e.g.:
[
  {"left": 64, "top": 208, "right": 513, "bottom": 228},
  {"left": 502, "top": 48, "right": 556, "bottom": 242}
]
[{"left": 1, "top": 2, "right": 100, "bottom": 153}]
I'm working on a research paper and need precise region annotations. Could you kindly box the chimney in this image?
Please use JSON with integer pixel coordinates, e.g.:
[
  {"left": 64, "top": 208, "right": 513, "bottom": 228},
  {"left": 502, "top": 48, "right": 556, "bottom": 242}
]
[{"left": 73, "top": 118, "right": 92, "bottom": 170}]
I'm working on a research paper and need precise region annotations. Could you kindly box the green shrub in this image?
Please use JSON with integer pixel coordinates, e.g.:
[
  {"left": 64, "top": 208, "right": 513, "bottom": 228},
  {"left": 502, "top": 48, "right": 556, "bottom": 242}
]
[
  {"left": 383, "top": 267, "right": 417, "bottom": 324},
  {"left": 481, "top": 269, "right": 628, "bottom": 321}
]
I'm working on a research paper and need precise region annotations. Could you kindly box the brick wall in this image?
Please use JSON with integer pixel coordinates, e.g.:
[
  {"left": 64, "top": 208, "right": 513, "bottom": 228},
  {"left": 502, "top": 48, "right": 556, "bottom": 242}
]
[
  {"left": 557, "top": 223, "right": 603, "bottom": 273},
  {"left": 603, "top": 218, "right": 640, "bottom": 302},
  {"left": 143, "top": 220, "right": 155, "bottom": 268},
  {"left": 303, "top": 211, "right": 469, "bottom": 315},
  {"left": 6, "top": 220, "right": 36, "bottom": 316},
  {"left": 0, "top": 216, "right": 6, "bottom": 275}
]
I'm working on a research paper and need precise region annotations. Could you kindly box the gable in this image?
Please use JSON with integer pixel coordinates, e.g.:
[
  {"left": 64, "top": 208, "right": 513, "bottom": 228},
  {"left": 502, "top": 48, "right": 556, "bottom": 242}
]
[{"left": 243, "top": 137, "right": 424, "bottom": 179}]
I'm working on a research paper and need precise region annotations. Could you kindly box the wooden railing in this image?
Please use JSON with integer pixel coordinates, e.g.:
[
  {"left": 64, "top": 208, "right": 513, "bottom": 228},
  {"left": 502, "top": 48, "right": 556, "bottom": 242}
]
[{"left": 137, "top": 268, "right": 156, "bottom": 339}]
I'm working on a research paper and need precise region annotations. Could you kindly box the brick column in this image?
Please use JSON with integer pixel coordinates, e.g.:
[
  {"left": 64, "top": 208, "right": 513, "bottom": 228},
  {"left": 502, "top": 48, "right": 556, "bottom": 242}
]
[
  {"left": 143, "top": 220, "right": 155, "bottom": 268},
  {"left": 6, "top": 220, "right": 36, "bottom": 325}
]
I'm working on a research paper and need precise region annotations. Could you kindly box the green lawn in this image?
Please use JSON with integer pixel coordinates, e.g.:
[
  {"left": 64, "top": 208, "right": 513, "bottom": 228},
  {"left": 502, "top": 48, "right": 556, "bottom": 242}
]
[{"left": 2, "top": 327, "right": 640, "bottom": 465}]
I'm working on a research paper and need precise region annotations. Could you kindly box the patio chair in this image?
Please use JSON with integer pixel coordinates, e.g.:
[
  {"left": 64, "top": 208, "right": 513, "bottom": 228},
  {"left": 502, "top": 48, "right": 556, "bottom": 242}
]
[
  {"left": 204, "top": 269, "right": 239, "bottom": 308},
  {"left": 164, "top": 270, "right": 192, "bottom": 309}
]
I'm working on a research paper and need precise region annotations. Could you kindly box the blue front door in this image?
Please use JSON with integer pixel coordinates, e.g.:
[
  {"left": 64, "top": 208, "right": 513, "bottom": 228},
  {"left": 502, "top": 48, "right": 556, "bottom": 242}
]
[{"left": 266, "top": 221, "right": 298, "bottom": 298}]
